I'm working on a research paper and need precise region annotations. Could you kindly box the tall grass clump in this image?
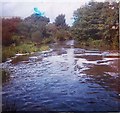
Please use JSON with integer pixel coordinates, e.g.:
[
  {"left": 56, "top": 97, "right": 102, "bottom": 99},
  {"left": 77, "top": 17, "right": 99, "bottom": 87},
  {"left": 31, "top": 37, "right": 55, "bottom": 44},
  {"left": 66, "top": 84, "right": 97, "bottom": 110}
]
[{"left": 2, "top": 43, "right": 49, "bottom": 62}]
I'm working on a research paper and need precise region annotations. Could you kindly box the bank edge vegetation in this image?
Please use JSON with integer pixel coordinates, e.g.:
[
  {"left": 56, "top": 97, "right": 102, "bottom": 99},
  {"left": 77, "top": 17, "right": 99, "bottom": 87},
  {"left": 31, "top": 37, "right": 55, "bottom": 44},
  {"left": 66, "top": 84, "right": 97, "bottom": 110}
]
[{"left": 1, "top": 1, "right": 119, "bottom": 62}]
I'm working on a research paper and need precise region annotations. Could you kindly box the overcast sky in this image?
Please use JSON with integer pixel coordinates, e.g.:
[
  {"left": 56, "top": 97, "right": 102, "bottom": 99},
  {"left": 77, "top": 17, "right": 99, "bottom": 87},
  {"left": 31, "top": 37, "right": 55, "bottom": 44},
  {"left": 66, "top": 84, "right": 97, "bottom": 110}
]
[{"left": 1, "top": 0, "right": 106, "bottom": 25}]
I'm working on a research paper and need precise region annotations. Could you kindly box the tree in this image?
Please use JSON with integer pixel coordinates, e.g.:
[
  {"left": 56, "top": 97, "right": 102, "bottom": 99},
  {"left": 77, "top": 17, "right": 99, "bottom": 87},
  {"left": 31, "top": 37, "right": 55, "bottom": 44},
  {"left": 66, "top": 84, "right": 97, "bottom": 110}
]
[
  {"left": 18, "top": 22, "right": 33, "bottom": 39},
  {"left": 46, "top": 23, "right": 57, "bottom": 38},
  {"left": 18, "top": 14, "right": 50, "bottom": 40},
  {"left": 31, "top": 31, "right": 41, "bottom": 42},
  {"left": 72, "top": 1, "right": 119, "bottom": 48},
  {"left": 2, "top": 17, "right": 22, "bottom": 46},
  {"left": 24, "top": 14, "right": 50, "bottom": 25},
  {"left": 55, "top": 14, "right": 68, "bottom": 29}
]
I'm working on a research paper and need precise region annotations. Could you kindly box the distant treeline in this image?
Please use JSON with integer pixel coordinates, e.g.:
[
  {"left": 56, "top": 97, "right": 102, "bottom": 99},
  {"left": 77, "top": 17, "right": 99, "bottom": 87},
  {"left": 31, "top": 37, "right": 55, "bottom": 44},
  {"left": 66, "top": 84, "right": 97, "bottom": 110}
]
[
  {"left": 2, "top": 14, "right": 71, "bottom": 46},
  {"left": 2, "top": 1, "right": 119, "bottom": 49}
]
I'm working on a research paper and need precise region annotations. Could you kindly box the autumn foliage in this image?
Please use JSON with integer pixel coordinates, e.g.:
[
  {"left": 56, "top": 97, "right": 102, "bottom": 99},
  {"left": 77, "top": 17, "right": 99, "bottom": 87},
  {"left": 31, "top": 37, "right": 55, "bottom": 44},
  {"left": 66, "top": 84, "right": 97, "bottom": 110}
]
[{"left": 2, "top": 17, "right": 22, "bottom": 46}]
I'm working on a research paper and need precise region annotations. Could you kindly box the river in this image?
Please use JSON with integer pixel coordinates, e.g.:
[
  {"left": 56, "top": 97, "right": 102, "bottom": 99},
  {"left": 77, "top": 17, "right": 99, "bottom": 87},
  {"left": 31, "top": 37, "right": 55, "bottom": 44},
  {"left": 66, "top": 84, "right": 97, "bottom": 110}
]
[{"left": 2, "top": 40, "right": 120, "bottom": 112}]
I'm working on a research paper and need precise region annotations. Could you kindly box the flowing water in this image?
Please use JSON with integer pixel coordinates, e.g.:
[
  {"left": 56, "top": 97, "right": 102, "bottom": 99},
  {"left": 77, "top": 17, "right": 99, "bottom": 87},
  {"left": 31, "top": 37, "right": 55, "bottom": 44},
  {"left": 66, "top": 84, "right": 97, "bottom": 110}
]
[{"left": 1, "top": 40, "right": 120, "bottom": 112}]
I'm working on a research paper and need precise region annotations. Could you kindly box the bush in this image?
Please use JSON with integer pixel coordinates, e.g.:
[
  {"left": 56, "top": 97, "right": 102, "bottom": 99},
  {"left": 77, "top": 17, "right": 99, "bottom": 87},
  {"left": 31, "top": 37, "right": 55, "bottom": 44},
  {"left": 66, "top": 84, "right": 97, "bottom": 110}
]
[
  {"left": 31, "top": 31, "right": 42, "bottom": 42},
  {"left": 2, "top": 46, "right": 15, "bottom": 62},
  {"left": 38, "top": 45, "right": 49, "bottom": 51},
  {"left": 42, "top": 37, "right": 53, "bottom": 44},
  {"left": 15, "top": 43, "right": 37, "bottom": 53},
  {"left": 74, "top": 39, "right": 112, "bottom": 50},
  {"left": 11, "top": 35, "right": 21, "bottom": 45}
]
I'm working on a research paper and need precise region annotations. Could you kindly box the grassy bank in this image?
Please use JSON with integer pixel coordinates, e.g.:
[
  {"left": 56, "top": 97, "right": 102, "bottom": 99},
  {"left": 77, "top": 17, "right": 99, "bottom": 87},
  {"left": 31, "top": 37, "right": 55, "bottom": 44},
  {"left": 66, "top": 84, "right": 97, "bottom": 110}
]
[
  {"left": 2, "top": 42, "right": 49, "bottom": 62},
  {"left": 74, "top": 39, "right": 119, "bottom": 50}
]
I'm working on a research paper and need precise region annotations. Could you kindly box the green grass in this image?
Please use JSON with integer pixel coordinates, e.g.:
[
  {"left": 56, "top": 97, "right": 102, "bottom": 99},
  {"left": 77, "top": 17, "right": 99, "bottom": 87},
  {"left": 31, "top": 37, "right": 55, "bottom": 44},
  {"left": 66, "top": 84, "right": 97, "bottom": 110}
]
[
  {"left": 2, "top": 46, "right": 15, "bottom": 62},
  {"left": 74, "top": 39, "right": 116, "bottom": 50},
  {"left": 38, "top": 45, "right": 49, "bottom": 51},
  {"left": 41, "top": 37, "right": 54, "bottom": 44},
  {"left": 2, "top": 43, "right": 49, "bottom": 62}
]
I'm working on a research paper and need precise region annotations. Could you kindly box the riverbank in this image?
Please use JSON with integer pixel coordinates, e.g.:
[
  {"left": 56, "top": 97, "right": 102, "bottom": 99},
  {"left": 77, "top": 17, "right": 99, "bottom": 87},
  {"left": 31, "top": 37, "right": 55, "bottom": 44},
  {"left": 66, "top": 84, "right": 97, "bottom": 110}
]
[
  {"left": 2, "top": 39, "right": 119, "bottom": 63},
  {"left": 2, "top": 42, "right": 49, "bottom": 62},
  {"left": 74, "top": 39, "right": 119, "bottom": 51}
]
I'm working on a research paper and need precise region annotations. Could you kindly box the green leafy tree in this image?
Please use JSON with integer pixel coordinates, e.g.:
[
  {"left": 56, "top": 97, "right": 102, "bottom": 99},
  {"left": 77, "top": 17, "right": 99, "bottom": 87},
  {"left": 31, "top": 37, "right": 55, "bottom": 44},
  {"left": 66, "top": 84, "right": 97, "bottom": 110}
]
[
  {"left": 72, "top": 1, "right": 119, "bottom": 48},
  {"left": 18, "top": 14, "right": 50, "bottom": 41},
  {"left": 31, "top": 31, "right": 41, "bottom": 42},
  {"left": 55, "top": 14, "right": 68, "bottom": 29}
]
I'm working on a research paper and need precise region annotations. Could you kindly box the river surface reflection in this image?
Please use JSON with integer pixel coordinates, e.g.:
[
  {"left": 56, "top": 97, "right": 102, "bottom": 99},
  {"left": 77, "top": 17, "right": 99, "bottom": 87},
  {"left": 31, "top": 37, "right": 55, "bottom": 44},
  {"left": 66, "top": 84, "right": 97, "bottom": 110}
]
[{"left": 2, "top": 40, "right": 120, "bottom": 111}]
